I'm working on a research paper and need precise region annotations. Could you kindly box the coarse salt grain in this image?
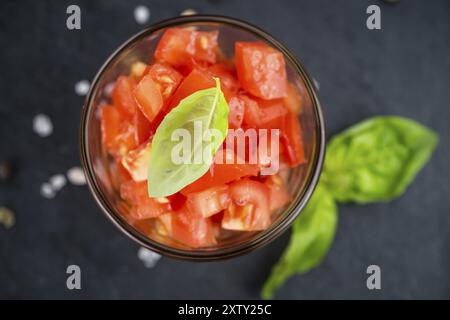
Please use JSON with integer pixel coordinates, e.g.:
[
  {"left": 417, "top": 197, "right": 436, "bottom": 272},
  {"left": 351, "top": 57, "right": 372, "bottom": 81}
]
[
  {"left": 33, "top": 114, "right": 53, "bottom": 137},
  {"left": 134, "top": 6, "right": 150, "bottom": 25},
  {"left": 40, "top": 182, "right": 56, "bottom": 199},
  {"left": 137, "top": 247, "right": 161, "bottom": 268},
  {"left": 75, "top": 80, "right": 90, "bottom": 96},
  {"left": 67, "top": 166, "right": 86, "bottom": 186},
  {"left": 49, "top": 174, "right": 67, "bottom": 191}
]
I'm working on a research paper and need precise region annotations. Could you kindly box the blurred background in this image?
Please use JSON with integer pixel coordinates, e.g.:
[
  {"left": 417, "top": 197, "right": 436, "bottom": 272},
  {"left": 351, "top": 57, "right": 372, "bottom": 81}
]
[{"left": 0, "top": 0, "right": 449, "bottom": 299}]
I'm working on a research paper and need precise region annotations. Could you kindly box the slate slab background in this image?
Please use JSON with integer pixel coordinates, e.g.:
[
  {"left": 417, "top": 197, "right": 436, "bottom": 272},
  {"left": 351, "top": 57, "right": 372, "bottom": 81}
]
[{"left": 0, "top": 0, "right": 449, "bottom": 299}]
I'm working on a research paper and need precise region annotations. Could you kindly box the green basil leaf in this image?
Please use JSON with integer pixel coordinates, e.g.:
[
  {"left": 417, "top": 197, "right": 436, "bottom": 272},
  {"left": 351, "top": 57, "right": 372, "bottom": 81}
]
[
  {"left": 322, "top": 116, "right": 438, "bottom": 203},
  {"left": 148, "top": 78, "right": 229, "bottom": 197},
  {"left": 261, "top": 184, "right": 337, "bottom": 299}
]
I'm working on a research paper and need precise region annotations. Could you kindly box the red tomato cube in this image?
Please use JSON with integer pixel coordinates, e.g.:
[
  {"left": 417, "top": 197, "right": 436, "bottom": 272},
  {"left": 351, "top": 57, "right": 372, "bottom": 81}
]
[
  {"left": 186, "top": 185, "right": 231, "bottom": 218},
  {"left": 171, "top": 206, "right": 217, "bottom": 248},
  {"left": 227, "top": 95, "right": 245, "bottom": 129},
  {"left": 235, "top": 41, "right": 288, "bottom": 100},
  {"left": 222, "top": 179, "right": 271, "bottom": 231},
  {"left": 281, "top": 112, "right": 306, "bottom": 167},
  {"left": 264, "top": 175, "right": 291, "bottom": 211},
  {"left": 154, "top": 28, "right": 218, "bottom": 68},
  {"left": 166, "top": 68, "right": 215, "bottom": 111},
  {"left": 112, "top": 76, "right": 138, "bottom": 118},
  {"left": 120, "top": 180, "right": 170, "bottom": 219},
  {"left": 133, "top": 74, "right": 164, "bottom": 122},
  {"left": 147, "top": 62, "right": 183, "bottom": 100}
]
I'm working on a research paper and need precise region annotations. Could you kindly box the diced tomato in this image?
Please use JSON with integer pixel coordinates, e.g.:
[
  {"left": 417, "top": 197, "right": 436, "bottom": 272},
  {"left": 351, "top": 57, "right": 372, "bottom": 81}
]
[
  {"left": 240, "top": 95, "right": 261, "bottom": 128},
  {"left": 114, "top": 124, "right": 137, "bottom": 158},
  {"left": 155, "top": 213, "right": 172, "bottom": 236},
  {"left": 244, "top": 98, "right": 288, "bottom": 129},
  {"left": 134, "top": 106, "right": 151, "bottom": 145},
  {"left": 194, "top": 31, "right": 219, "bottom": 64},
  {"left": 208, "top": 63, "right": 240, "bottom": 94},
  {"left": 167, "top": 192, "right": 187, "bottom": 211},
  {"left": 186, "top": 185, "right": 231, "bottom": 218},
  {"left": 112, "top": 76, "right": 138, "bottom": 118},
  {"left": 146, "top": 62, "right": 183, "bottom": 100},
  {"left": 121, "top": 140, "right": 152, "bottom": 182},
  {"left": 166, "top": 68, "right": 215, "bottom": 111},
  {"left": 181, "top": 160, "right": 259, "bottom": 195},
  {"left": 132, "top": 219, "right": 154, "bottom": 236},
  {"left": 280, "top": 112, "right": 306, "bottom": 167},
  {"left": 257, "top": 99, "right": 288, "bottom": 127},
  {"left": 154, "top": 28, "right": 218, "bottom": 68},
  {"left": 116, "top": 158, "right": 132, "bottom": 182},
  {"left": 264, "top": 175, "right": 290, "bottom": 211},
  {"left": 100, "top": 104, "right": 121, "bottom": 151},
  {"left": 284, "top": 82, "right": 303, "bottom": 114},
  {"left": 210, "top": 211, "right": 224, "bottom": 224},
  {"left": 154, "top": 28, "right": 193, "bottom": 67},
  {"left": 133, "top": 74, "right": 164, "bottom": 122},
  {"left": 120, "top": 180, "right": 170, "bottom": 219},
  {"left": 222, "top": 179, "right": 271, "bottom": 231},
  {"left": 101, "top": 105, "right": 136, "bottom": 157},
  {"left": 235, "top": 41, "right": 288, "bottom": 100},
  {"left": 171, "top": 206, "right": 217, "bottom": 248},
  {"left": 227, "top": 96, "right": 245, "bottom": 129}
]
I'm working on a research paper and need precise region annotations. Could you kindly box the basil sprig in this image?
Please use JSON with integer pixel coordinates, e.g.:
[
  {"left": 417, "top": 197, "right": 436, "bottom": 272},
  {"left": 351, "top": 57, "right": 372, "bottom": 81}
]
[
  {"left": 148, "top": 78, "right": 229, "bottom": 197},
  {"left": 262, "top": 116, "right": 438, "bottom": 299}
]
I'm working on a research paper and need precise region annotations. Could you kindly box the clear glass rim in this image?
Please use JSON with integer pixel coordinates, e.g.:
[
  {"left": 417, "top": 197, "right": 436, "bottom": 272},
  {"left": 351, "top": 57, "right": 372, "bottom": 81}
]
[{"left": 79, "top": 14, "right": 326, "bottom": 261}]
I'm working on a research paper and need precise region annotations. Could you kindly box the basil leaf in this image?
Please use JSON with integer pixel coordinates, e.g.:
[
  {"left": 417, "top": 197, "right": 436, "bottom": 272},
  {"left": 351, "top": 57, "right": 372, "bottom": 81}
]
[
  {"left": 322, "top": 116, "right": 438, "bottom": 203},
  {"left": 148, "top": 78, "right": 229, "bottom": 197},
  {"left": 261, "top": 184, "right": 337, "bottom": 299}
]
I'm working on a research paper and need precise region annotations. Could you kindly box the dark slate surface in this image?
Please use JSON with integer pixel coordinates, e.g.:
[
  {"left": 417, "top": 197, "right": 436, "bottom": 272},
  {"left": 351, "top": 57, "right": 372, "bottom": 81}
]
[{"left": 0, "top": 0, "right": 449, "bottom": 299}]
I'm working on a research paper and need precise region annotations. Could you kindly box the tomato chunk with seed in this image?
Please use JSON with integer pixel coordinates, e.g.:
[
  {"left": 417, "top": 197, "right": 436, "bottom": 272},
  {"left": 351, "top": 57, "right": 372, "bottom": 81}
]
[
  {"left": 171, "top": 206, "right": 217, "bottom": 248},
  {"left": 227, "top": 96, "right": 245, "bottom": 129},
  {"left": 112, "top": 76, "right": 138, "bottom": 118},
  {"left": 235, "top": 41, "right": 288, "bottom": 99},
  {"left": 120, "top": 180, "right": 170, "bottom": 219},
  {"left": 147, "top": 62, "right": 183, "bottom": 100},
  {"left": 154, "top": 28, "right": 218, "bottom": 67},
  {"left": 222, "top": 179, "right": 271, "bottom": 231},
  {"left": 281, "top": 112, "right": 306, "bottom": 167},
  {"left": 121, "top": 140, "right": 152, "bottom": 182},
  {"left": 194, "top": 31, "right": 219, "bottom": 64},
  {"left": 133, "top": 74, "right": 164, "bottom": 122},
  {"left": 166, "top": 68, "right": 215, "bottom": 111},
  {"left": 264, "top": 175, "right": 291, "bottom": 211},
  {"left": 101, "top": 105, "right": 136, "bottom": 157},
  {"left": 186, "top": 185, "right": 231, "bottom": 218}
]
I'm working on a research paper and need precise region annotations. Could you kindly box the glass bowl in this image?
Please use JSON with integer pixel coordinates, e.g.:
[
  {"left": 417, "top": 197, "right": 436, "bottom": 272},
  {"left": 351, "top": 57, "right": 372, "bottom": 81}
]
[{"left": 79, "top": 15, "right": 325, "bottom": 261}]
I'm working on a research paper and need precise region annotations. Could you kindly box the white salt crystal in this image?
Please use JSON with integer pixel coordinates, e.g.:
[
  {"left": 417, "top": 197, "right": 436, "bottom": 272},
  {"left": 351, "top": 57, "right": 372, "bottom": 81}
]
[
  {"left": 33, "top": 114, "right": 53, "bottom": 137},
  {"left": 49, "top": 174, "right": 67, "bottom": 191},
  {"left": 137, "top": 247, "right": 161, "bottom": 268},
  {"left": 40, "top": 182, "right": 56, "bottom": 199},
  {"left": 134, "top": 6, "right": 150, "bottom": 25},
  {"left": 75, "top": 80, "right": 90, "bottom": 96},
  {"left": 67, "top": 167, "right": 86, "bottom": 186}
]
